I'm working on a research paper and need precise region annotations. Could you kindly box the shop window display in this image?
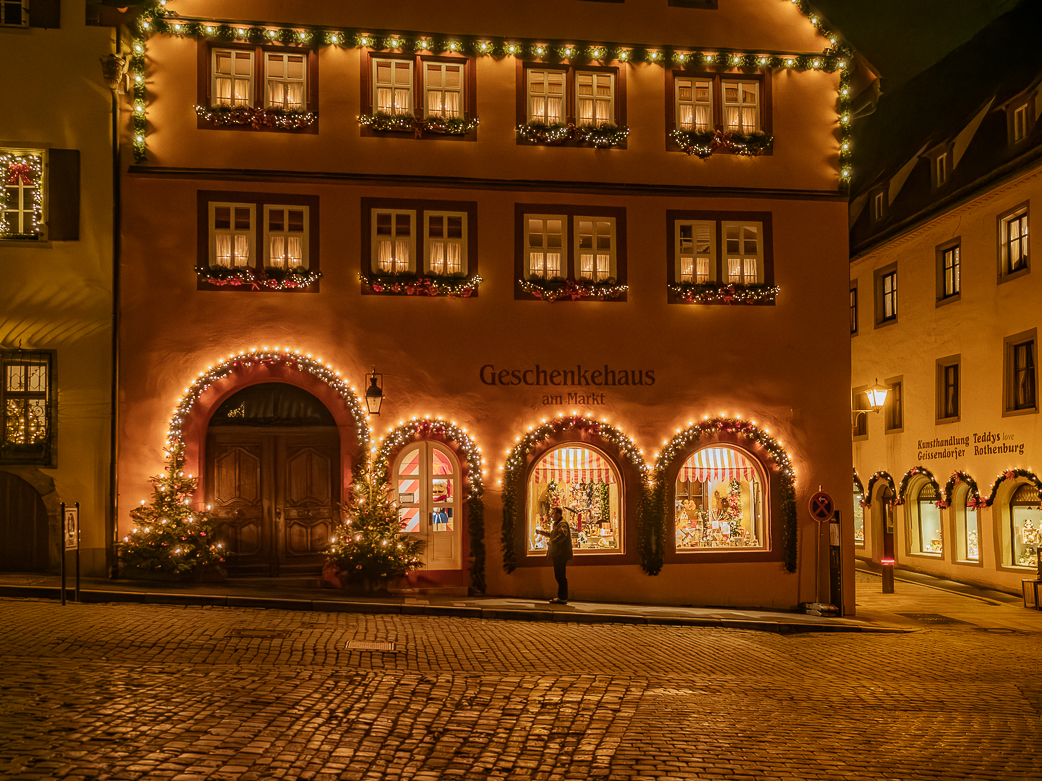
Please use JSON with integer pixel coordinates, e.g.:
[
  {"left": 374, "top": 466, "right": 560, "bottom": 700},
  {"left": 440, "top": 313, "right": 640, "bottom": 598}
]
[
  {"left": 527, "top": 445, "right": 622, "bottom": 555},
  {"left": 853, "top": 484, "right": 865, "bottom": 548},
  {"left": 911, "top": 483, "right": 942, "bottom": 556},
  {"left": 394, "top": 441, "right": 462, "bottom": 570},
  {"left": 952, "top": 486, "right": 979, "bottom": 563},
  {"left": 674, "top": 446, "right": 766, "bottom": 551},
  {"left": 1009, "top": 484, "right": 1041, "bottom": 568}
]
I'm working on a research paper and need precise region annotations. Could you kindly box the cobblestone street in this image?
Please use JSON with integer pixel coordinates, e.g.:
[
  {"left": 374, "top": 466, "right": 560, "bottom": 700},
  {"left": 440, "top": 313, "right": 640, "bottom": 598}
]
[{"left": 1, "top": 596, "right": 1040, "bottom": 781}]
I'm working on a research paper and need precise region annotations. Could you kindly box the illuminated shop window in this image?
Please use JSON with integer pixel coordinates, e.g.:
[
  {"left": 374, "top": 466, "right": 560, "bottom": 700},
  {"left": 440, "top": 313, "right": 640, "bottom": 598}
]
[
  {"left": 910, "top": 483, "right": 943, "bottom": 556},
  {"left": 527, "top": 445, "right": 622, "bottom": 555},
  {"left": 372, "top": 209, "right": 415, "bottom": 274},
  {"left": 1008, "top": 484, "right": 1041, "bottom": 568},
  {"left": 576, "top": 72, "right": 614, "bottom": 126},
  {"left": 674, "top": 446, "right": 767, "bottom": 551},
  {"left": 676, "top": 220, "right": 715, "bottom": 283},
  {"left": 952, "top": 484, "right": 979, "bottom": 563},
  {"left": 424, "top": 212, "right": 467, "bottom": 276},
  {"left": 265, "top": 52, "right": 307, "bottom": 111},
  {"left": 208, "top": 202, "right": 255, "bottom": 268},
  {"left": 374, "top": 59, "right": 414, "bottom": 115},
  {"left": 1, "top": 150, "right": 44, "bottom": 241},
  {"left": 527, "top": 69, "right": 566, "bottom": 124},
  {"left": 394, "top": 441, "right": 462, "bottom": 570},
  {"left": 425, "top": 62, "right": 464, "bottom": 119},
  {"left": 1, "top": 351, "right": 51, "bottom": 465},
  {"left": 212, "top": 49, "right": 254, "bottom": 107},
  {"left": 264, "top": 205, "right": 309, "bottom": 269},
  {"left": 853, "top": 482, "right": 865, "bottom": 548}
]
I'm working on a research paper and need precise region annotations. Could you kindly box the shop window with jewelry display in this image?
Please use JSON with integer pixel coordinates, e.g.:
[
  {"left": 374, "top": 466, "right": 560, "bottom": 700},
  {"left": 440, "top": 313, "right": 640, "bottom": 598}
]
[
  {"left": 1, "top": 350, "right": 52, "bottom": 466},
  {"left": 910, "top": 483, "right": 943, "bottom": 556},
  {"left": 952, "top": 483, "right": 979, "bottom": 564},
  {"left": 394, "top": 441, "right": 463, "bottom": 571},
  {"left": 527, "top": 445, "right": 622, "bottom": 556},
  {"left": 853, "top": 481, "right": 865, "bottom": 549},
  {"left": 1007, "top": 483, "right": 1041, "bottom": 569},
  {"left": 674, "top": 446, "right": 767, "bottom": 551}
]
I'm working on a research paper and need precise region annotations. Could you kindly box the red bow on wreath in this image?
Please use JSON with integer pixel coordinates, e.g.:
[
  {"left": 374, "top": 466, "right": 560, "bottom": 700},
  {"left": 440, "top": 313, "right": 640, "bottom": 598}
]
[{"left": 7, "top": 163, "right": 36, "bottom": 185}]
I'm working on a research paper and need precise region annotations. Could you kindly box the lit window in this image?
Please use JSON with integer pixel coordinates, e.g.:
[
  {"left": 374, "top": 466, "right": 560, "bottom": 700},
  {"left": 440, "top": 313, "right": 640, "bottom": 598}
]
[
  {"left": 722, "top": 221, "right": 762, "bottom": 284},
  {"left": 209, "top": 202, "right": 255, "bottom": 268},
  {"left": 212, "top": 49, "right": 254, "bottom": 107},
  {"left": 264, "top": 205, "right": 308, "bottom": 269},
  {"left": 880, "top": 271, "right": 897, "bottom": 322},
  {"left": 674, "top": 445, "right": 767, "bottom": 551},
  {"left": 372, "top": 209, "right": 415, "bottom": 273},
  {"left": 677, "top": 221, "right": 715, "bottom": 283},
  {"left": 265, "top": 53, "right": 306, "bottom": 111},
  {"left": 525, "top": 215, "right": 566, "bottom": 280},
  {"left": 575, "top": 72, "right": 614, "bottom": 126},
  {"left": 1, "top": 150, "right": 44, "bottom": 241},
  {"left": 853, "top": 482, "right": 865, "bottom": 548},
  {"left": 575, "top": 217, "right": 616, "bottom": 281},
  {"left": 1001, "top": 209, "right": 1029, "bottom": 275},
  {"left": 527, "top": 70, "right": 566, "bottom": 124},
  {"left": 527, "top": 445, "right": 622, "bottom": 556},
  {"left": 941, "top": 245, "right": 960, "bottom": 298},
  {"left": 937, "top": 359, "right": 959, "bottom": 420},
  {"left": 952, "top": 484, "right": 979, "bottom": 563},
  {"left": 0, "top": 0, "right": 28, "bottom": 27},
  {"left": 373, "top": 59, "right": 414, "bottom": 115},
  {"left": 675, "top": 77, "right": 712, "bottom": 131},
  {"left": 395, "top": 441, "right": 462, "bottom": 570},
  {"left": 1008, "top": 483, "right": 1042, "bottom": 568},
  {"left": 424, "top": 62, "right": 463, "bottom": 119},
  {"left": 1, "top": 351, "right": 51, "bottom": 465},
  {"left": 722, "top": 81, "right": 759, "bottom": 132},
  {"left": 424, "top": 212, "right": 467, "bottom": 276},
  {"left": 1006, "top": 336, "right": 1037, "bottom": 412},
  {"left": 910, "top": 483, "right": 943, "bottom": 556},
  {"left": 1013, "top": 104, "right": 1028, "bottom": 143}
]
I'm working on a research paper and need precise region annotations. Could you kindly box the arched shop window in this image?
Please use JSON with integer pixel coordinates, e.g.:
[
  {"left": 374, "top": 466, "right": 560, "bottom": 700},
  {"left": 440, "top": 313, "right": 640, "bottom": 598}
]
[
  {"left": 527, "top": 445, "right": 622, "bottom": 555},
  {"left": 674, "top": 445, "right": 767, "bottom": 551},
  {"left": 1008, "top": 484, "right": 1041, "bottom": 568},
  {"left": 394, "top": 441, "right": 462, "bottom": 570},
  {"left": 910, "top": 483, "right": 942, "bottom": 556},
  {"left": 853, "top": 481, "right": 865, "bottom": 549},
  {"left": 952, "top": 483, "right": 979, "bottom": 563}
]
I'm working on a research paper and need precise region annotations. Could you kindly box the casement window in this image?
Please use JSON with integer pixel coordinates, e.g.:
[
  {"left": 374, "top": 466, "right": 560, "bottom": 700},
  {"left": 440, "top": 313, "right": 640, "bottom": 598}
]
[
  {"left": 875, "top": 267, "right": 897, "bottom": 324},
  {"left": 424, "top": 62, "right": 463, "bottom": 118},
  {"left": 940, "top": 244, "right": 960, "bottom": 299},
  {"left": 935, "top": 152, "right": 949, "bottom": 188},
  {"left": 723, "top": 81, "right": 759, "bottom": 133},
  {"left": 1, "top": 350, "right": 52, "bottom": 466},
  {"left": 0, "top": 0, "right": 28, "bottom": 26},
  {"left": 424, "top": 212, "right": 466, "bottom": 275},
  {"left": 723, "top": 222, "right": 762, "bottom": 284},
  {"left": 675, "top": 77, "right": 713, "bottom": 132},
  {"left": 575, "top": 72, "right": 614, "bottom": 126},
  {"left": 527, "top": 69, "right": 566, "bottom": 124},
  {"left": 885, "top": 379, "right": 903, "bottom": 433},
  {"left": 1004, "top": 332, "right": 1038, "bottom": 414},
  {"left": 936, "top": 356, "right": 960, "bottom": 422},
  {"left": 525, "top": 215, "right": 566, "bottom": 280},
  {"left": 999, "top": 206, "right": 1029, "bottom": 277},
  {"left": 212, "top": 49, "right": 254, "bottom": 107},
  {"left": 670, "top": 73, "right": 764, "bottom": 134},
  {"left": 849, "top": 285, "right": 858, "bottom": 335},
  {"left": 264, "top": 205, "right": 308, "bottom": 269},
  {"left": 204, "top": 45, "right": 315, "bottom": 121},
  {"left": 1007, "top": 483, "right": 1042, "bottom": 568},
  {"left": 374, "top": 59, "right": 414, "bottom": 115},
  {"left": 871, "top": 190, "right": 889, "bottom": 225},
  {"left": 372, "top": 209, "right": 415, "bottom": 273},
  {"left": 264, "top": 52, "right": 307, "bottom": 110},
  {"left": 1011, "top": 102, "right": 1032, "bottom": 144},
  {"left": 1, "top": 148, "right": 79, "bottom": 243},
  {"left": 525, "top": 215, "right": 616, "bottom": 281},
  {"left": 677, "top": 221, "right": 715, "bottom": 283},
  {"left": 209, "top": 202, "right": 255, "bottom": 268},
  {"left": 575, "top": 217, "right": 616, "bottom": 281},
  {"left": 952, "top": 484, "right": 980, "bottom": 564}
]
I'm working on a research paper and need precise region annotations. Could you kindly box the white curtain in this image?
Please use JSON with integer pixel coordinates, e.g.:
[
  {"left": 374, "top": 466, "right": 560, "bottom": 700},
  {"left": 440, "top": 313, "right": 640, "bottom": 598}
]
[
  {"left": 445, "top": 243, "right": 461, "bottom": 274},
  {"left": 725, "top": 107, "right": 740, "bottom": 131},
  {"left": 269, "top": 236, "right": 286, "bottom": 268},
  {"left": 680, "top": 258, "right": 693, "bottom": 282},
  {"left": 530, "top": 251, "right": 545, "bottom": 278},
  {"left": 580, "top": 253, "right": 593, "bottom": 279},
  {"left": 215, "top": 234, "right": 232, "bottom": 267},
  {"left": 377, "top": 87, "right": 392, "bottom": 112},
  {"left": 696, "top": 257, "right": 710, "bottom": 283},
  {"left": 546, "top": 252, "right": 561, "bottom": 278},
  {"left": 743, "top": 259, "right": 758, "bottom": 284},
  {"left": 596, "top": 254, "right": 610, "bottom": 280},
  {"left": 728, "top": 258, "right": 742, "bottom": 283},
  {"left": 286, "top": 236, "right": 302, "bottom": 267},
  {"left": 394, "top": 239, "right": 410, "bottom": 272},
  {"left": 377, "top": 239, "right": 392, "bottom": 272},
  {"left": 234, "top": 235, "right": 249, "bottom": 267},
  {"left": 429, "top": 242, "right": 445, "bottom": 275},
  {"left": 216, "top": 78, "right": 232, "bottom": 106}
]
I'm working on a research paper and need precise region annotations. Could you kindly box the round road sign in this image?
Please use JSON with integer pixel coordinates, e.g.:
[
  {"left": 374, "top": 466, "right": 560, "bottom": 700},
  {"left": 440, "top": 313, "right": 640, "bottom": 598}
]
[{"left": 808, "top": 491, "right": 835, "bottom": 523}]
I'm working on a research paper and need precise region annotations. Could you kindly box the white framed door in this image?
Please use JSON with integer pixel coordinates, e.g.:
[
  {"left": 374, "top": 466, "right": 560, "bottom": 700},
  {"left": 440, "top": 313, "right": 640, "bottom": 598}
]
[{"left": 393, "top": 441, "right": 462, "bottom": 570}]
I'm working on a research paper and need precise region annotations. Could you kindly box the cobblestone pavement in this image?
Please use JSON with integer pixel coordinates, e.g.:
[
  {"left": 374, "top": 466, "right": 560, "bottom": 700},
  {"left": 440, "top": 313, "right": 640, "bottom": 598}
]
[{"left": 1, "top": 598, "right": 1040, "bottom": 781}]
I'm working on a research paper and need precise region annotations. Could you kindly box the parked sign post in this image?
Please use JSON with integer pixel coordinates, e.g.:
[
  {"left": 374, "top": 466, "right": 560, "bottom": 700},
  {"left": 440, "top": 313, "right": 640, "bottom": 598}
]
[{"left": 60, "top": 502, "right": 80, "bottom": 605}]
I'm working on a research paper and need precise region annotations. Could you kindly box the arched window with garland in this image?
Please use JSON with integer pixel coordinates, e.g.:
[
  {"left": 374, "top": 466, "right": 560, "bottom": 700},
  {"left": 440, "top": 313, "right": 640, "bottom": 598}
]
[
  {"left": 853, "top": 476, "right": 865, "bottom": 550},
  {"left": 1007, "top": 483, "right": 1041, "bottom": 569},
  {"left": 951, "top": 481, "right": 980, "bottom": 564},
  {"left": 909, "top": 482, "right": 943, "bottom": 557},
  {"left": 674, "top": 444, "right": 767, "bottom": 551},
  {"left": 527, "top": 444, "right": 623, "bottom": 556}
]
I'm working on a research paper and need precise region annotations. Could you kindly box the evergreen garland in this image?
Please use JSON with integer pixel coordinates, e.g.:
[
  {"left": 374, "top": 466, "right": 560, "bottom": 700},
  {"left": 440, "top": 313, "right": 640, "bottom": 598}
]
[
  {"left": 986, "top": 468, "right": 1042, "bottom": 508},
  {"left": 897, "top": 465, "right": 940, "bottom": 506}
]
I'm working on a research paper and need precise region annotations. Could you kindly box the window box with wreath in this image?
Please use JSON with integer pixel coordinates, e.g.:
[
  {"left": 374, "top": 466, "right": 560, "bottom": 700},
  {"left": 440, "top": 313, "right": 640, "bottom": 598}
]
[
  {"left": 517, "top": 63, "right": 628, "bottom": 148},
  {"left": 667, "top": 70, "right": 773, "bottom": 157}
]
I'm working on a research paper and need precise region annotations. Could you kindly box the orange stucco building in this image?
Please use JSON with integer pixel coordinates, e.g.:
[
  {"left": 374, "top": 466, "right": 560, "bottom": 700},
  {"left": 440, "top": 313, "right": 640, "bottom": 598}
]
[{"left": 117, "top": 0, "right": 863, "bottom": 610}]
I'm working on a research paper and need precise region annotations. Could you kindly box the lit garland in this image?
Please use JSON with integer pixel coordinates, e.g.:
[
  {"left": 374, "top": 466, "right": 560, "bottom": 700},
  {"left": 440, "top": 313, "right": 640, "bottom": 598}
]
[
  {"left": 516, "top": 122, "right": 574, "bottom": 145},
  {"left": 194, "top": 105, "right": 317, "bottom": 129},
  {"left": 650, "top": 416, "right": 798, "bottom": 573},
  {"left": 163, "top": 347, "right": 370, "bottom": 471},
  {"left": 668, "top": 282, "right": 780, "bottom": 305},
  {"left": 519, "top": 278, "right": 628, "bottom": 301},
  {"left": 499, "top": 414, "right": 649, "bottom": 574},
  {"left": 669, "top": 129, "right": 718, "bottom": 159},
  {"left": 573, "top": 124, "right": 630, "bottom": 149},
  {"left": 359, "top": 272, "right": 482, "bottom": 297},
  {"left": 670, "top": 129, "right": 774, "bottom": 158},
  {"left": 942, "top": 470, "right": 984, "bottom": 510},
  {"left": 863, "top": 470, "right": 896, "bottom": 508},
  {"left": 372, "top": 416, "right": 487, "bottom": 591},
  {"left": 129, "top": 1, "right": 853, "bottom": 185},
  {"left": 420, "top": 116, "right": 480, "bottom": 136},
  {"left": 986, "top": 468, "right": 1042, "bottom": 509},
  {"left": 358, "top": 113, "right": 479, "bottom": 136},
  {"left": 896, "top": 465, "right": 940, "bottom": 507},
  {"left": 259, "top": 267, "right": 322, "bottom": 290},
  {"left": 196, "top": 266, "right": 256, "bottom": 286},
  {"left": 196, "top": 266, "right": 322, "bottom": 289},
  {"left": 358, "top": 112, "right": 420, "bottom": 133},
  {"left": 0, "top": 152, "right": 44, "bottom": 239}
]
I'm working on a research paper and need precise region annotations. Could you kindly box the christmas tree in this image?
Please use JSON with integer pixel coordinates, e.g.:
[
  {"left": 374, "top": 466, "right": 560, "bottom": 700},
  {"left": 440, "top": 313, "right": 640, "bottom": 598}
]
[
  {"left": 118, "top": 446, "right": 222, "bottom": 576},
  {"left": 326, "top": 465, "right": 425, "bottom": 585}
]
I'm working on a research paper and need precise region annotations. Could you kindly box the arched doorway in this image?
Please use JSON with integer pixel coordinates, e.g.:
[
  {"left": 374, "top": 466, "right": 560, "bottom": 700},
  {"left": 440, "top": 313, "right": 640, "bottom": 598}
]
[
  {"left": 393, "top": 441, "right": 462, "bottom": 571},
  {"left": 206, "top": 383, "right": 340, "bottom": 576},
  {"left": 0, "top": 471, "right": 48, "bottom": 571}
]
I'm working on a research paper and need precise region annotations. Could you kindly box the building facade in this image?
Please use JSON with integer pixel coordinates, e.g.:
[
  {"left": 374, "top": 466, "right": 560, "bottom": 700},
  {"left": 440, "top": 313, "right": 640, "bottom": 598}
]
[
  {"left": 850, "top": 4, "right": 1042, "bottom": 595},
  {"left": 117, "top": 0, "right": 861, "bottom": 610},
  {"left": 1, "top": 0, "right": 118, "bottom": 576}
]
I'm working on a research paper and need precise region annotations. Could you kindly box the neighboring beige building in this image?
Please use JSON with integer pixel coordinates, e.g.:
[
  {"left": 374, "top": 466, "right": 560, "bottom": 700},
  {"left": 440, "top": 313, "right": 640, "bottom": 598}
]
[
  {"left": 0, "top": 0, "right": 121, "bottom": 576},
  {"left": 850, "top": 4, "right": 1042, "bottom": 596}
]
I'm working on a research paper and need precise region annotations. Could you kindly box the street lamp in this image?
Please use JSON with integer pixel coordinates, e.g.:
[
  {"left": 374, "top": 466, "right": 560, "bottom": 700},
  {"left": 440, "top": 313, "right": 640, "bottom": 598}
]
[
  {"left": 853, "top": 378, "right": 890, "bottom": 425},
  {"left": 364, "top": 368, "right": 383, "bottom": 416}
]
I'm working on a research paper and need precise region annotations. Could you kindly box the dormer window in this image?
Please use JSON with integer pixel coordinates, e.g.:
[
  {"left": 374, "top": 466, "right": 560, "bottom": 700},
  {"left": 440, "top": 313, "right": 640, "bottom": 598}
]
[
  {"left": 1009, "top": 98, "right": 1035, "bottom": 145},
  {"left": 871, "top": 189, "right": 888, "bottom": 225},
  {"left": 935, "top": 152, "right": 949, "bottom": 189}
]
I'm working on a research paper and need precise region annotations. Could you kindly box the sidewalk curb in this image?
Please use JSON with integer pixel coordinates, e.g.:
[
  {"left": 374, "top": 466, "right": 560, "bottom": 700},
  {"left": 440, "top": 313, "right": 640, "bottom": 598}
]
[{"left": 0, "top": 585, "right": 910, "bottom": 634}]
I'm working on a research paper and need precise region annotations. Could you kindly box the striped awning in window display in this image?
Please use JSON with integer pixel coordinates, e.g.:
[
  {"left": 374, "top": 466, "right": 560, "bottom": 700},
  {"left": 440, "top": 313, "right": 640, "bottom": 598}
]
[
  {"left": 679, "top": 447, "right": 758, "bottom": 483},
  {"left": 532, "top": 447, "right": 617, "bottom": 484}
]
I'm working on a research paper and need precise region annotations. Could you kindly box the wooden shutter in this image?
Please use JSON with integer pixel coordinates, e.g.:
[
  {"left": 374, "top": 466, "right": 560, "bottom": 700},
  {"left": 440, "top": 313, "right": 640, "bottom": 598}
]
[
  {"left": 28, "top": 0, "right": 60, "bottom": 28},
  {"left": 47, "top": 149, "right": 80, "bottom": 241}
]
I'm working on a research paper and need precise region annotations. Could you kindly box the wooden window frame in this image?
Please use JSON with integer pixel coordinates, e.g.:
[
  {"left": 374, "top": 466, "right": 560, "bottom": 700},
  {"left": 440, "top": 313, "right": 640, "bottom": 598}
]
[
  {"left": 370, "top": 208, "right": 416, "bottom": 274},
  {"left": 197, "top": 41, "right": 319, "bottom": 134},
  {"left": 208, "top": 201, "right": 256, "bottom": 269},
  {"left": 0, "top": 0, "right": 28, "bottom": 27},
  {"left": 0, "top": 349, "right": 55, "bottom": 467},
  {"left": 676, "top": 219, "right": 717, "bottom": 284},
  {"left": 263, "top": 204, "right": 310, "bottom": 270},
  {"left": 884, "top": 376, "right": 903, "bottom": 434},
  {"left": 936, "top": 238, "right": 961, "bottom": 305},
  {"left": 1003, "top": 329, "right": 1038, "bottom": 417},
  {"left": 423, "top": 210, "right": 468, "bottom": 276},
  {"left": 665, "top": 69, "right": 771, "bottom": 152},
  {"left": 517, "top": 61, "right": 627, "bottom": 148},
  {"left": 997, "top": 202, "right": 1030, "bottom": 282},
  {"left": 936, "top": 354, "right": 961, "bottom": 424},
  {"left": 849, "top": 282, "right": 858, "bottom": 336},
  {"left": 514, "top": 204, "right": 627, "bottom": 301},
  {"left": 574, "top": 215, "right": 617, "bottom": 281},
  {"left": 197, "top": 190, "right": 319, "bottom": 292},
  {"left": 1008, "top": 98, "right": 1035, "bottom": 145},
  {"left": 873, "top": 264, "right": 898, "bottom": 327}
]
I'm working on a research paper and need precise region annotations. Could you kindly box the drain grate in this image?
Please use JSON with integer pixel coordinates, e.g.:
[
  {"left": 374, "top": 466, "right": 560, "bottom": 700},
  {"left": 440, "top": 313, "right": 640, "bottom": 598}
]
[
  {"left": 347, "top": 640, "right": 397, "bottom": 652},
  {"left": 897, "top": 612, "right": 971, "bottom": 625},
  {"left": 229, "top": 629, "right": 289, "bottom": 639}
]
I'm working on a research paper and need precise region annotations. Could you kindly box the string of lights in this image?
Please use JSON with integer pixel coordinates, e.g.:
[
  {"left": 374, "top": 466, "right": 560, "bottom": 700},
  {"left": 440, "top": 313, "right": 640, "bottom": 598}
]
[{"left": 0, "top": 152, "right": 44, "bottom": 239}]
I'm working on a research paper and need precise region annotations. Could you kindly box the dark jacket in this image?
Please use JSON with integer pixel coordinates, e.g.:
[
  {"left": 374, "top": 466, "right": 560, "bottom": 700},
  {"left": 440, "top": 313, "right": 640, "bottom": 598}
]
[{"left": 547, "top": 521, "right": 573, "bottom": 562}]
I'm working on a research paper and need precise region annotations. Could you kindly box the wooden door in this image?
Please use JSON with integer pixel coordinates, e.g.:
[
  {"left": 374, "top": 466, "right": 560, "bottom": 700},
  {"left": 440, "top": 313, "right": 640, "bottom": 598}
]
[
  {"left": 208, "top": 429, "right": 339, "bottom": 576},
  {"left": 0, "top": 471, "right": 48, "bottom": 571}
]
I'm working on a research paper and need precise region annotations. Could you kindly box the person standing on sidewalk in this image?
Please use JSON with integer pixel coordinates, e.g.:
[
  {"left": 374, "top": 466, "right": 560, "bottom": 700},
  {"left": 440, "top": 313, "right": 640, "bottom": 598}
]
[{"left": 536, "top": 508, "right": 573, "bottom": 604}]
